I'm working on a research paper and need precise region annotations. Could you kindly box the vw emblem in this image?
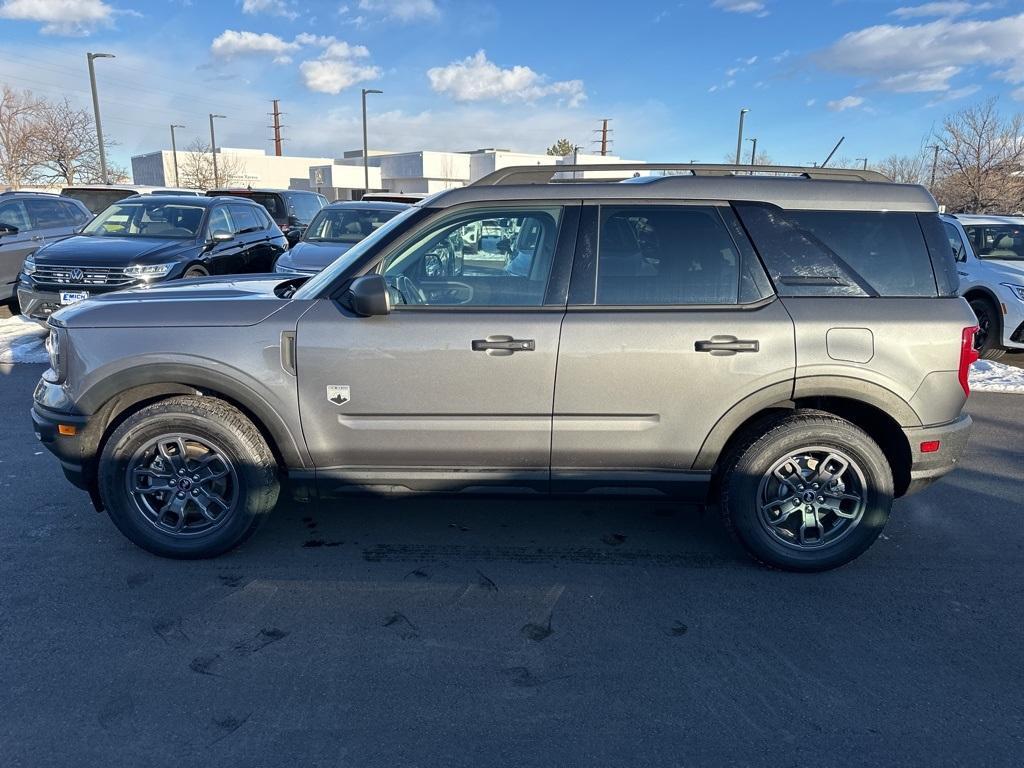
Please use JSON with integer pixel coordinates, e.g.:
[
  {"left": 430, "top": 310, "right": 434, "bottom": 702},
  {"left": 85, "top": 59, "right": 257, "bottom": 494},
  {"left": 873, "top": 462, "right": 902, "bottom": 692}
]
[{"left": 69, "top": 268, "right": 85, "bottom": 283}]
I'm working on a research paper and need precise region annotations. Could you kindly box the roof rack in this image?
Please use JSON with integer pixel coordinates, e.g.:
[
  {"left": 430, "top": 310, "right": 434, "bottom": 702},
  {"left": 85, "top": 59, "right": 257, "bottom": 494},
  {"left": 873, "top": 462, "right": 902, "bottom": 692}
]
[
  {"left": 472, "top": 163, "right": 892, "bottom": 186},
  {"left": 0, "top": 189, "right": 59, "bottom": 196}
]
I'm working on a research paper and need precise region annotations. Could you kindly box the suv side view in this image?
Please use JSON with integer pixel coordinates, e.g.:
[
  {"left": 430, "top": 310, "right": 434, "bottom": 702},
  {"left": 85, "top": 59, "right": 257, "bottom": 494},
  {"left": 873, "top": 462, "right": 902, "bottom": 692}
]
[
  {"left": 205, "top": 188, "right": 328, "bottom": 245},
  {"left": 0, "top": 192, "right": 91, "bottom": 309},
  {"left": 942, "top": 213, "right": 1024, "bottom": 359},
  {"left": 32, "top": 164, "right": 976, "bottom": 572}
]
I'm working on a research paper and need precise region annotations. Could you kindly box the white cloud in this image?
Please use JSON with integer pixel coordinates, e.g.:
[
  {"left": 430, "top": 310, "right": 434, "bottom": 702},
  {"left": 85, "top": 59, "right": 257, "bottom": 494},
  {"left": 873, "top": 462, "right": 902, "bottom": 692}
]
[
  {"left": 299, "top": 38, "right": 380, "bottom": 94},
  {"left": 241, "top": 0, "right": 298, "bottom": 20},
  {"left": 357, "top": 0, "right": 439, "bottom": 21},
  {"left": 427, "top": 50, "right": 585, "bottom": 107},
  {"left": 819, "top": 13, "right": 1024, "bottom": 93},
  {"left": 890, "top": 2, "right": 991, "bottom": 19},
  {"left": 806, "top": 98, "right": 816, "bottom": 107},
  {"left": 827, "top": 95, "right": 865, "bottom": 111},
  {"left": 712, "top": 0, "right": 766, "bottom": 14},
  {"left": 0, "top": 0, "right": 119, "bottom": 35},
  {"left": 210, "top": 30, "right": 299, "bottom": 61}
]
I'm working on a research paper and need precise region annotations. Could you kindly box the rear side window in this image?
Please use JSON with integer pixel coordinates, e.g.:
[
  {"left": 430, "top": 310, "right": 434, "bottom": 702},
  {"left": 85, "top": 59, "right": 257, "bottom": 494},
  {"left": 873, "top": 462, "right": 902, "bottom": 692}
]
[
  {"left": 228, "top": 205, "right": 261, "bottom": 234},
  {"left": 734, "top": 203, "right": 939, "bottom": 297},
  {"left": 595, "top": 205, "right": 758, "bottom": 306},
  {"left": 26, "top": 198, "right": 78, "bottom": 228}
]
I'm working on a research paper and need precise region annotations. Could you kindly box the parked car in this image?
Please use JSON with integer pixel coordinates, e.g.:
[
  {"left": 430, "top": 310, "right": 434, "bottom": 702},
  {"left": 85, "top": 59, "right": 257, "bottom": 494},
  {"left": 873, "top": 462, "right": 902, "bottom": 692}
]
[
  {"left": 273, "top": 200, "right": 408, "bottom": 276},
  {"left": 206, "top": 188, "right": 327, "bottom": 245},
  {"left": 32, "top": 164, "right": 975, "bottom": 571},
  {"left": 942, "top": 214, "right": 1024, "bottom": 359},
  {"left": 0, "top": 192, "right": 92, "bottom": 309},
  {"left": 61, "top": 184, "right": 199, "bottom": 215},
  {"left": 18, "top": 195, "right": 286, "bottom": 324}
]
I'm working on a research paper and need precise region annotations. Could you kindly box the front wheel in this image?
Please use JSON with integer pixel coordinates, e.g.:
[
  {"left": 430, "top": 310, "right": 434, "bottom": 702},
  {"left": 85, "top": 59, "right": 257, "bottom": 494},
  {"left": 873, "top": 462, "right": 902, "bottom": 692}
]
[
  {"left": 720, "top": 412, "right": 894, "bottom": 572},
  {"left": 98, "top": 396, "right": 279, "bottom": 559},
  {"left": 182, "top": 264, "right": 209, "bottom": 279}
]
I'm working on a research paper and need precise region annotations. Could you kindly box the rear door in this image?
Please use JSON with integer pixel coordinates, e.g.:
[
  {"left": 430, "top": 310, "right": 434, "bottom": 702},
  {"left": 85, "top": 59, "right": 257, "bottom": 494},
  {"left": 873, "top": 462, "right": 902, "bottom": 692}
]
[
  {"left": 295, "top": 203, "right": 578, "bottom": 494},
  {"left": 25, "top": 197, "right": 84, "bottom": 244},
  {"left": 0, "top": 200, "right": 34, "bottom": 300},
  {"left": 551, "top": 202, "right": 795, "bottom": 495}
]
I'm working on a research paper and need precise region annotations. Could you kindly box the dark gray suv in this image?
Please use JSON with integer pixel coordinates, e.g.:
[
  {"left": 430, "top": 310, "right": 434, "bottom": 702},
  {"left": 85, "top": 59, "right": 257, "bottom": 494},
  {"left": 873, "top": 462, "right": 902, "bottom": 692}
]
[{"left": 31, "top": 164, "right": 977, "bottom": 571}]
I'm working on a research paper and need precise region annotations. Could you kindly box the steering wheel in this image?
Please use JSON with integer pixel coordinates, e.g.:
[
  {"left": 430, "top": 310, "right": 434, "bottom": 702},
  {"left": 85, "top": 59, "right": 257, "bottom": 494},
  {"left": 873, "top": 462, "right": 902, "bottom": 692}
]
[{"left": 391, "top": 273, "right": 427, "bottom": 305}]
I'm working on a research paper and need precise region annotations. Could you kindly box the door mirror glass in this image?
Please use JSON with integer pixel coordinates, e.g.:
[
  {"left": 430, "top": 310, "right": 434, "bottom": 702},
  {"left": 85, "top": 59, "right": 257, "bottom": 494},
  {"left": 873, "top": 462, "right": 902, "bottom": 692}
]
[
  {"left": 344, "top": 274, "right": 390, "bottom": 317},
  {"left": 0, "top": 223, "right": 17, "bottom": 236},
  {"left": 210, "top": 229, "right": 233, "bottom": 243}
]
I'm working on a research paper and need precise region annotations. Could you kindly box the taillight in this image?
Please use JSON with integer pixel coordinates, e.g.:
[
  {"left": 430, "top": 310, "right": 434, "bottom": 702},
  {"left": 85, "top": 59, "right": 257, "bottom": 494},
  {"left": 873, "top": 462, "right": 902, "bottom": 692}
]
[{"left": 958, "top": 325, "right": 980, "bottom": 396}]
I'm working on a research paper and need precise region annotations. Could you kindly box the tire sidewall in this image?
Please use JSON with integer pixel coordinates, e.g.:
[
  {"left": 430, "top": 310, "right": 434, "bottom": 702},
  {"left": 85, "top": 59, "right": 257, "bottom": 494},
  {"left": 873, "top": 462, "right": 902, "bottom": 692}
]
[
  {"left": 969, "top": 298, "right": 1004, "bottom": 360},
  {"left": 100, "top": 409, "right": 271, "bottom": 558},
  {"left": 726, "top": 420, "right": 893, "bottom": 571}
]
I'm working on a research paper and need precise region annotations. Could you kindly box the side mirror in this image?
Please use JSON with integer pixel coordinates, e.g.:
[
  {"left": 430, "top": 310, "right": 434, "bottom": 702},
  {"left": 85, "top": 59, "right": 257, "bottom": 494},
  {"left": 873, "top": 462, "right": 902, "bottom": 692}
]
[
  {"left": 285, "top": 228, "right": 302, "bottom": 246},
  {"left": 210, "top": 230, "right": 233, "bottom": 243},
  {"left": 343, "top": 274, "right": 390, "bottom": 317},
  {"left": 0, "top": 224, "right": 17, "bottom": 236}
]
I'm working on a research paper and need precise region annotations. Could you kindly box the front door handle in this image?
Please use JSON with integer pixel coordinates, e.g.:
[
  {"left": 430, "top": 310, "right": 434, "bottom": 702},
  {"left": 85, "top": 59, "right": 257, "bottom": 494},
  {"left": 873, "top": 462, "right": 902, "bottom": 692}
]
[
  {"left": 472, "top": 335, "right": 535, "bottom": 356},
  {"left": 695, "top": 336, "right": 760, "bottom": 355}
]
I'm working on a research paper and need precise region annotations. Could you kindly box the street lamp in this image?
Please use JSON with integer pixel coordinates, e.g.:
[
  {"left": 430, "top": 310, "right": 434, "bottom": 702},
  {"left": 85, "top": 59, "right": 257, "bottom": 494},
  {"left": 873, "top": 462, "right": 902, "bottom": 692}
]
[
  {"left": 855, "top": 157, "right": 868, "bottom": 171},
  {"left": 361, "top": 88, "right": 383, "bottom": 194},
  {"left": 169, "top": 124, "right": 185, "bottom": 187},
  {"left": 734, "top": 108, "right": 749, "bottom": 165},
  {"left": 209, "top": 114, "right": 226, "bottom": 188},
  {"left": 86, "top": 52, "right": 115, "bottom": 184},
  {"left": 746, "top": 137, "right": 758, "bottom": 167}
]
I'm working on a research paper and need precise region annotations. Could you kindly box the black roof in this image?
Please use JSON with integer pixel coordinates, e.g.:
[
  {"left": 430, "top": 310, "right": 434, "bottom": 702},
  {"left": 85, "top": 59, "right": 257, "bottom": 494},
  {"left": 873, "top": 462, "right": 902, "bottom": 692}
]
[{"left": 323, "top": 200, "right": 409, "bottom": 212}]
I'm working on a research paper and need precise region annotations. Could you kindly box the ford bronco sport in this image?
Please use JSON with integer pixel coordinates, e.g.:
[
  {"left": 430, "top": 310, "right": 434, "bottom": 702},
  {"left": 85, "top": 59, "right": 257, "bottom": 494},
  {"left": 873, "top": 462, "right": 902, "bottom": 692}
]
[{"left": 32, "top": 164, "right": 976, "bottom": 571}]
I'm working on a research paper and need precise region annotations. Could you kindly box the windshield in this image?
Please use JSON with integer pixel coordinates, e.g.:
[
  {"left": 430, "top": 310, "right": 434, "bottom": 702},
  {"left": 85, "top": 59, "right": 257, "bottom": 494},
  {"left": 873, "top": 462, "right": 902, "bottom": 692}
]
[
  {"left": 304, "top": 207, "right": 400, "bottom": 244},
  {"left": 964, "top": 224, "right": 1024, "bottom": 260},
  {"left": 83, "top": 200, "right": 205, "bottom": 239},
  {"left": 294, "top": 206, "right": 422, "bottom": 299}
]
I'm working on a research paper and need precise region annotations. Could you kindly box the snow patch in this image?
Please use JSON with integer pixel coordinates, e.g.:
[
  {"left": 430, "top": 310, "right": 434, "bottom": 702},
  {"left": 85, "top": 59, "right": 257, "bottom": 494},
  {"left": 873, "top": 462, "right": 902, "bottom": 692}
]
[
  {"left": 0, "top": 315, "right": 48, "bottom": 364},
  {"left": 969, "top": 359, "right": 1024, "bottom": 394}
]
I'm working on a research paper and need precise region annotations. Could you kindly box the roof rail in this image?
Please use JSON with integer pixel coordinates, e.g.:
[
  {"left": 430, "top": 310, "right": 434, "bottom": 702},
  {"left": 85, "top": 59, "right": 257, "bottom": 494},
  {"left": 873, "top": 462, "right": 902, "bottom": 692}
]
[
  {"left": 0, "top": 189, "right": 59, "bottom": 196},
  {"left": 472, "top": 163, "right": 892, "bottom": 186}
]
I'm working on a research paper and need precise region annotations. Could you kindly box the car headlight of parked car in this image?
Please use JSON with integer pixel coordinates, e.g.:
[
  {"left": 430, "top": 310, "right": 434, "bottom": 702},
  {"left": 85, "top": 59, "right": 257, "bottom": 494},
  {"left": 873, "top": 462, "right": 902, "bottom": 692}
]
[
  {"left": 22, "top": 255, "right": 36, "bottom": 276},
  {"left": 1001, "top": 283, "right": 1024, "bottom": 302},
  {"left": 45, "top": 328, "right": 67, "bottom": 382},
  {"left": 124, "top": 263, "right": 175, "bottom": 280}
]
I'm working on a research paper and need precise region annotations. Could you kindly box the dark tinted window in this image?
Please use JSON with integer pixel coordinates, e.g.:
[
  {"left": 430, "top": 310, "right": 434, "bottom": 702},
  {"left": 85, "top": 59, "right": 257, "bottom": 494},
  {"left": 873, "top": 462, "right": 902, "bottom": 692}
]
[
  {"left": 61, "top": 188, "right": 131, "bottom": 214},
  {"left": 288, "top": 192, "right": 324, "bottom": 224},
  {"left": 0, "top": 200, "right": 31, "bottom": 230},
  {"left": 228, "top": 205, "right": 261, "bottom": 234},
  {"left": 943, "top": 221, "right": 967, "bottom": 261},
  {"left": 595, "top": 206, "right": 744, "bottom": 305},
  {"left": 735, "top": 204, "right": 938, "bottom": 297},
  {"left": 26, "top": 198, "right": 77, "bottom": 228}
]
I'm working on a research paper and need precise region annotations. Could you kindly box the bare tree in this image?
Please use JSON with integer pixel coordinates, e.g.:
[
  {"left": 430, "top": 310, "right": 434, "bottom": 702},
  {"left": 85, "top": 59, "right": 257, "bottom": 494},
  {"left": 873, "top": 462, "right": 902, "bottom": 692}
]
[
  {"left": 0, "top": 86, "right": 44, "bottom": 189},
  {"left": 31, "top": 97, "right": 127, "bottom": 185},
  {"left": 933, "top": 98, "right": 1024, "bottom": 213},
  {"left": 873, "top": 153, "right": 929, "bottom": 185},
  {"left": 178, "top": 138, "right": 246, "bottom": 189}
]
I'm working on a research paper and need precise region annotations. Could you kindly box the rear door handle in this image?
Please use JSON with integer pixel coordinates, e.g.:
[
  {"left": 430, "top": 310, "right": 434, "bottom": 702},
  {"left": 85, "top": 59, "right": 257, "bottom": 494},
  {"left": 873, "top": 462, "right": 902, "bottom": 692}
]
[
  {"left": 695, "top": 336, "right": 760, "bottom": 355},
  {"left": 472, "top": 335, "right": 535, "bottom": 355}
]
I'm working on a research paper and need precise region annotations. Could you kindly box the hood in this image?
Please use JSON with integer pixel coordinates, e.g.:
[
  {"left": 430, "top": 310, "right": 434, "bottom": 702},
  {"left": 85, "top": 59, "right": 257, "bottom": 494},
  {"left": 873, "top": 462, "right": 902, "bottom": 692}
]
[
  {"left": 985, "top": 259, "right": 1024, "bottom": 282},
  {"left": 51, "top": 275, "right": 295, "bottom": 329},
  {"left": 33, "top": 235, "right": 196, "bottom": 266},
  {"left": 280, "top": 240, "right": 353, "bottom": 272}
]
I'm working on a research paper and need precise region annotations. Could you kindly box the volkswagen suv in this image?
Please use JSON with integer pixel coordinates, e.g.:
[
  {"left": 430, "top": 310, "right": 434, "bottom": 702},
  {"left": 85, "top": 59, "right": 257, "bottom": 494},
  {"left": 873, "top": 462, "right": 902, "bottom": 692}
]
[{"left": 31, "top": 164, "right": 976, "bottom": 571}]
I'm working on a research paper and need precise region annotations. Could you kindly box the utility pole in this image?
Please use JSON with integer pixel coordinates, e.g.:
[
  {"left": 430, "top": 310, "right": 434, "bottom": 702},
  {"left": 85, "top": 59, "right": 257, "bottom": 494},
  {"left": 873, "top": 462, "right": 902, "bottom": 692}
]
[
  {"left": 855, "top": 157, "right": 868, "bottom": 170},
  {"left": 361, "top": 88, "right": 383, "bottom": 193},
  {"left": 269, "top": 99, "right": 284, "bottom": 157},
  {"left": 746, "top": 137, "right": 758, "bottom": 166},
  {"left": 734, "top": 108, "right": 749, "bottom": 165},
  {"left": 86, "top": 52, "right": 115, "bottom": 184},
  {"left": 209, "top": 113, "right": 225, "bottom": 187},
  {"left": 593, "top": 118, "right": 612, "bottom": 156},
  {"left": 169, "top": 124, "right": 185, "bottom": 187},
  {"left": 928, "top": 144, "right": 941, "bottom": 189}
]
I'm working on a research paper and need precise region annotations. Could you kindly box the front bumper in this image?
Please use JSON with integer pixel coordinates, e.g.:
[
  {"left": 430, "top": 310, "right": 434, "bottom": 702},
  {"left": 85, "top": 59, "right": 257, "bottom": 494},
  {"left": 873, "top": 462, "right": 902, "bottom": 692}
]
[
  {"left": 32, "top": 401, "right": 92, "bottom": 490},
  {"left": 901, "top": 413, "right": 973, "bottom": 494}
]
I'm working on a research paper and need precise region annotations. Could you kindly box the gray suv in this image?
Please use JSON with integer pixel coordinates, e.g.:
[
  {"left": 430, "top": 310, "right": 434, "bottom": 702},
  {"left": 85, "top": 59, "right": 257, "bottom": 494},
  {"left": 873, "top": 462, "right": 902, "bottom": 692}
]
[{"left": 31, "top": 164, "right": 977, "bottom": 571}]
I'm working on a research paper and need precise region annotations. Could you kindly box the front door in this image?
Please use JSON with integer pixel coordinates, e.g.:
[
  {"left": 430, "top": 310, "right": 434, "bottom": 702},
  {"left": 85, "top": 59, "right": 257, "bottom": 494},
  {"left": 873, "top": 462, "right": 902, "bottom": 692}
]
[
  {"left": 296, "top": 204, "right": 577, "bottom": 494},
  {"left": 0, "top": 200, "right": 35, "bottom": 301},
  {"left": 551, "top": 203, "right": 796, "bottom": 495}
]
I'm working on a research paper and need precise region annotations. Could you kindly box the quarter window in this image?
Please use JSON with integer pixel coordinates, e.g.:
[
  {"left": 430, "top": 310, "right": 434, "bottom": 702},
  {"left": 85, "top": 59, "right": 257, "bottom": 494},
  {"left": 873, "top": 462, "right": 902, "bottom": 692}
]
[{"left": 381, "top": 208, "right": 562, "bottom": 307}]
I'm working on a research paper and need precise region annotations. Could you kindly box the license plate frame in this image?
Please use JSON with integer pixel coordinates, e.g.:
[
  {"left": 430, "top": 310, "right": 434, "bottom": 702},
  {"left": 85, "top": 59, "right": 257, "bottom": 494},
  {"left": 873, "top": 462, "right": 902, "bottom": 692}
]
[{"left": 59, "top": 290, "right": 89, "bottom": 306}]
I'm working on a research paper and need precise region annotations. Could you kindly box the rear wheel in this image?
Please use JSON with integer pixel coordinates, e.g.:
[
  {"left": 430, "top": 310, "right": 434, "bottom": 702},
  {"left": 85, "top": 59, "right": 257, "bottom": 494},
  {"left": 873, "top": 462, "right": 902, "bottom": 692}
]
[
  {"left": 98, "top": 396, "right": 279, "bottom": 559},
  {"left": 720, "top": 412, "right": 894, "bottom": 571},
  {"left": 969, "top": 297, "right": 1005, "bottom": 361}
]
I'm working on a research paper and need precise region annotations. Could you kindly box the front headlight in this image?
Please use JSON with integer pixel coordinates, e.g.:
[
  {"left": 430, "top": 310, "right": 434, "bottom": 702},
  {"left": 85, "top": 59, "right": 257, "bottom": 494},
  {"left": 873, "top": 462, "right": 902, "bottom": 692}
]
[
  {"left": 124, "top": 263, "right": 175, "bottom": 280},
  {"left": 45, "top": 328, "right": 67, "bottom": 382},
  {"left": 23, "top": 255, "right": 36, "bottom": 275},
  {"left": 1001, "top": 283, "right": 1024, "bottom": 302}
]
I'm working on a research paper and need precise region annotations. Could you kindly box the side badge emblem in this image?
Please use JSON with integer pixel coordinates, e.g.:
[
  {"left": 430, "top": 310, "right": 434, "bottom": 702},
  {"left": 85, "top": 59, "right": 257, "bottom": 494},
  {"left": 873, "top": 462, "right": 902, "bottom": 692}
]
[{"left": 326, "top": 385, "right": 351, "bottom": 406}]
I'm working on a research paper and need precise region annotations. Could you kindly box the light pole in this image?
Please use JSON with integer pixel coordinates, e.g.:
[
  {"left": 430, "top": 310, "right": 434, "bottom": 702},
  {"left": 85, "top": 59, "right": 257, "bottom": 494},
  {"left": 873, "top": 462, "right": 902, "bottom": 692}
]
[
  {"left": 927, "top": 144, "right": 941, "bottom": 190},
  {"left": 86, "top": 52, "right": 115, "bottom": 184},
  {"left": 855, "top": 157, "right": 868, "bottom": 170},
  {"left": 361, "top": 88, "right": 383, "bottom": 193},
  {"left": 746, "top": 137, "right": 758, "bottom": 166},
  {"left": 169, "top": 124, "right": 185, "bottom": 187},
  {"left": 734, "top": 108, "right": 749, "bottom": 165},
  {"left": 209, "top": 114, "right": 225, "bottom": 188}
]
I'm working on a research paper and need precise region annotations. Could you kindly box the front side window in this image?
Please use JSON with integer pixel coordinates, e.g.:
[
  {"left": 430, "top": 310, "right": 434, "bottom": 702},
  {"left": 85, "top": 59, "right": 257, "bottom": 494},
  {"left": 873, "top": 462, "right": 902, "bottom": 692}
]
[
  {"left": 595, "top": 206, "right": 744, "bottom": 306},
  {"left": 82, "top": 200, "right": 205, "bottom": 238},
  {"left": 381, "top": 207, "right": 562, "bottom": 307},
  {"left": 0, "top": 201, "right": 30, "bottom": 230},
  {"left": 305, "top": 207, "right": 400, "bottom": 244},
  {"left": 963, "top": 224, "right": 1024, "bottom": 261},
  {"left": 206, "top": 207, "right": 233, "bottom": 237}
]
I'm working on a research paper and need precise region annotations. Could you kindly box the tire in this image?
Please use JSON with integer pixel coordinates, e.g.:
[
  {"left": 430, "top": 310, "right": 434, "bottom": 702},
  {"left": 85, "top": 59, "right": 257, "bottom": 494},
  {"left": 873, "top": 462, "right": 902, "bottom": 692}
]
[
  {"left": 719, "top": 411, "right": 894, "bottom": 572},
  {"left": 969, "top": 297, "right": 1006, "bottom": 361},
  {"left": 182, "top": 264, "right": 209, "bottom": 279},
  {"left": 98, "top": 396, "right": 279, "bottom": 559}
]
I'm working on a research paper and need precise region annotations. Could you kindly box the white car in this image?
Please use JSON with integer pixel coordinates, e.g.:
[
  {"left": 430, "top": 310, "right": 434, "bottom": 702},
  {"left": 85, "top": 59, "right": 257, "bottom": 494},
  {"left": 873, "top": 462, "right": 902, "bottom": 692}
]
[{"left": 942, "top": 214, "right": 1024, "bottom": 359}]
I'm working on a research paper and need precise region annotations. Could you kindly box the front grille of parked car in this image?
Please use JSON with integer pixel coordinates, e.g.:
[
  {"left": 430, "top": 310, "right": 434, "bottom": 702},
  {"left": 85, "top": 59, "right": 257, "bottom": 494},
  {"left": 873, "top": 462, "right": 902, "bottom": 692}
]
[{"left": 32, "top": 265, "right": 135, "bottom": 288}]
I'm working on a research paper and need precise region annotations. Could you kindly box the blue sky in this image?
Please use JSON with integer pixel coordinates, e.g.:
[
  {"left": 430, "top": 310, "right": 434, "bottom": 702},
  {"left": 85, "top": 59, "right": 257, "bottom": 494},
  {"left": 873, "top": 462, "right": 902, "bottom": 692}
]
[{"left": 2, "top": 0, "right": 1024, "bottom": 170}]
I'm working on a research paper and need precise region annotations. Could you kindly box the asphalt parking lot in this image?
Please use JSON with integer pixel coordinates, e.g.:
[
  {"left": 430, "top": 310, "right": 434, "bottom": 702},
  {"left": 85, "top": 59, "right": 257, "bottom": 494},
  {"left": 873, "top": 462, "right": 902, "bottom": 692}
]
[{"left": 2, "top": 361, "right": 1023, "bottom": 768}]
